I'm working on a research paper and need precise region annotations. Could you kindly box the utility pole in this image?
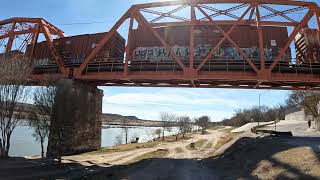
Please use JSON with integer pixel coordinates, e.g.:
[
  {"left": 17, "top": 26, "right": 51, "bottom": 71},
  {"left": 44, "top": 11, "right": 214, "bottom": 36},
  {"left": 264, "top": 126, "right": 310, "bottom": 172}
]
[
  {"left": 258, "top": 90, "right": 270, "bottom": 126},
  {"left": 259, "top": 93, "right": 261, "bottom": 126}
]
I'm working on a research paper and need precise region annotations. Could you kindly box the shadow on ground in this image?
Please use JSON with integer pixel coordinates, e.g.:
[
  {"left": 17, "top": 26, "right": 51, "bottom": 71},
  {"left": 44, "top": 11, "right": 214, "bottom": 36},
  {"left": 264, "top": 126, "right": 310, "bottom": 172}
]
[{"left": 1, "top": 136, "right": 319, "bottom": 180}]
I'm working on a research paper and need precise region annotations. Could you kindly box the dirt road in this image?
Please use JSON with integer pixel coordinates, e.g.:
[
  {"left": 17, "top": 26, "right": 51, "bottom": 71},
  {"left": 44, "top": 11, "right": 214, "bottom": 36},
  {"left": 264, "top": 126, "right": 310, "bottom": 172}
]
[
  {"left": 63, "top": 128, "right": 227, "bottom": 166},
  {"left": 2, "top": 126, "right": 319, "bottom": 179}
]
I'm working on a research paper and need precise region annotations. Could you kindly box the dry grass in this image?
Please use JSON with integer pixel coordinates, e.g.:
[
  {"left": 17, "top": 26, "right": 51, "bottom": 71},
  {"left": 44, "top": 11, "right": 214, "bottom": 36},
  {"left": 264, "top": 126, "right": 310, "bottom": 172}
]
[
  {"left": 253, "top": 146, "right": 320, "bottom": 179},
  {"left": 174, "top": 147, "right": 184, "bottom": 153},
  {"left": 214, "top": 132, "right": 239, "bottom": 151},
  {"left": 186, "top": 139, "right": 207, "bottom": 150},
  {"left": 166, "top": 134, "right": 192, "bottom": 142},
  {"left": 205, "top": 142, "right": 214, "bottom": 149},
  {"left": 127, "top": 149, "right": 169, "bottom": 164},
  {"left": 209, "top": 126, "right": 225, "bottom": 130},
  {"left": 85, "top": 133, "right": 193, "bottom": 155},
  {"left": 96, "top": 141, "right": 159, "bottom": 154},
  {"left": 219, "top": 127, "right": 236, "bottom": 133},
  {"left": 204, "top": 137, "right": 320, "bottom": 179},
  {"left": 205, "top": 132, "right": 240, "bottom": 157}
]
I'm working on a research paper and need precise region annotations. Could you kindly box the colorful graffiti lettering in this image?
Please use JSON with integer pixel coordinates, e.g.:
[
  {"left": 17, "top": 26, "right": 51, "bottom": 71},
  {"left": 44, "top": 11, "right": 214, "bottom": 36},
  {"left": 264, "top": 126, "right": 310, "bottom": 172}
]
[{"left": 134, "top": 46, "right": 284, "bottom": 61}]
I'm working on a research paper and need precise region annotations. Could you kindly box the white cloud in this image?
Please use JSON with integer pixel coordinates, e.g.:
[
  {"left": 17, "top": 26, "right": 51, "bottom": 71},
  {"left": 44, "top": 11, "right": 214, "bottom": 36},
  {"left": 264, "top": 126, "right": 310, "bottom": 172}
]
[
  {"left": 101, "top": 87, "right": 284, "bottom": 121},
  {"left": 103, "top": 89, "right": 245, "bottom": 109}
]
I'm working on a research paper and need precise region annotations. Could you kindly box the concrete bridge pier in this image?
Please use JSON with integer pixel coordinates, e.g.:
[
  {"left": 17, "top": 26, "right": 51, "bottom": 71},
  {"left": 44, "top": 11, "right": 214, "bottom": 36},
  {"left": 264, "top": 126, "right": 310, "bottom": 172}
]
[{"left": 47, "top": 79, "right": 103, "bottom": 157}]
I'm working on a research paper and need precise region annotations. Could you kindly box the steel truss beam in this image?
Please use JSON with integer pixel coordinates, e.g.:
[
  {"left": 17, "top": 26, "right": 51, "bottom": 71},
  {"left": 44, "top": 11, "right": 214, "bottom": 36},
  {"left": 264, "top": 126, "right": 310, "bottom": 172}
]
[
  {"left": 2, "top": 1, "right": 320, "bottom": 90},
  {"left": 198, "top": 4, "right": 242, "bottom": 20},
  {"left": 0, "top": 17, "right": 66, "bottom": 75}
]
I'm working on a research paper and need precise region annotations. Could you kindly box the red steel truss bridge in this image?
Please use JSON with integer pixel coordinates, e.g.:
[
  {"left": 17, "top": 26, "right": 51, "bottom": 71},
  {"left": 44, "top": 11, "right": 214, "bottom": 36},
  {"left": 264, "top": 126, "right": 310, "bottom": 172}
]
[{"left": 0, "top": 0, "right": 320, "bottom": 90}]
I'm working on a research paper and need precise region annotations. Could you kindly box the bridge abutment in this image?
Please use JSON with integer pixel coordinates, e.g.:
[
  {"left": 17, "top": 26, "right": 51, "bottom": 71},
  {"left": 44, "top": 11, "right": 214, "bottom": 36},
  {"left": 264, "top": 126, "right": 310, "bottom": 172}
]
[{"left": 47, "top": 79, "right": 103, "bottom": 157}]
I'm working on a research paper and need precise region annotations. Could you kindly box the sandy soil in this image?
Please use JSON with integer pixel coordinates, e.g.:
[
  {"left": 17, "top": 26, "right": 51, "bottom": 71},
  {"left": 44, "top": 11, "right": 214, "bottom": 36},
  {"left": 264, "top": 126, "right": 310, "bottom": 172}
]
[
  {"left": 63, "top": 121, "right": 318, "bottom": 168},
  {"left": 63, "top": 129, "right": 226, "bottom": 166}
]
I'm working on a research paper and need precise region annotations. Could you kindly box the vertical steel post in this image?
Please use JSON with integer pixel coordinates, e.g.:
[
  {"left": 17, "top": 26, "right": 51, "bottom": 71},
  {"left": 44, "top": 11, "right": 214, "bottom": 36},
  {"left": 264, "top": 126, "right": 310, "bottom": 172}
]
[
  {"left": 124, "top": 16, "right": 134, "bottom": 76},
  {"left": 316, "top": 11, "right": 320, "bottom": 31},
  {"left": 258, "top": 93, "right": 261, "bottom": 126},
  {"left": 5, "top": 22, "right": 16, "bottom": 53},
  {"left": 248, "top": 8, "right": 255, "bottom": 23},
  {"left": 190, "top": 5, "right": 196, "bottom": 69},
  {"left": 269, "top": 11, "right": 313, "bottom": 71},
  {"left": 29, "top": 26, "right": 40, "bottom": 58},
  {"left": 255, "top": 5, "right": 265, "bottom": 70},
  {"left": 258, "top": 90, "right": 270, "bottom": 127}
]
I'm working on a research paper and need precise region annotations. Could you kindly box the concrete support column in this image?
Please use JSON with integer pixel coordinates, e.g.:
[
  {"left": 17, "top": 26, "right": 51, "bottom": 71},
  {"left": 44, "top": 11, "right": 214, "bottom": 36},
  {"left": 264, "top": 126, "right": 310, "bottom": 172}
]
[{"left": 47, "top": 79, "right": 103, "bottom": 157}]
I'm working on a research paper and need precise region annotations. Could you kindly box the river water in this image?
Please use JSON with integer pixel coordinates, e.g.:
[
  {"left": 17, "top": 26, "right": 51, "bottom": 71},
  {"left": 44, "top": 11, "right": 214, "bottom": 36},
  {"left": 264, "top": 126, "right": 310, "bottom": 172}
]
[{"left": 9, "top": 125, "right": 179, "bottom": 157}]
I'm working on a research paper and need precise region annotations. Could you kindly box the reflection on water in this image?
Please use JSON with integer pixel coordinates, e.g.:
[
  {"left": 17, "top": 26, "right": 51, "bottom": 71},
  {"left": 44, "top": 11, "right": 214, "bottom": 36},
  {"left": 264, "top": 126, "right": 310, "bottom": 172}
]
[
  {"left": 10, "top": 125, "right": 48, "bottom": 157},
  {"left": 9, "top": 125, "right": 179, "bottom": 157}
]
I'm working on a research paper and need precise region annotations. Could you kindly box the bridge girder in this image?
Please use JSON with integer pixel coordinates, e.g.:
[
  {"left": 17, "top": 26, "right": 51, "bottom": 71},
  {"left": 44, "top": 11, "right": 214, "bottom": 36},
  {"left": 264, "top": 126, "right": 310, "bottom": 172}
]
[
  {"left": 1, "top": 1, "right": 320, "bottom": 90},
  {"left": 0, "top": 17, "right": 67, "bottom": 75}
]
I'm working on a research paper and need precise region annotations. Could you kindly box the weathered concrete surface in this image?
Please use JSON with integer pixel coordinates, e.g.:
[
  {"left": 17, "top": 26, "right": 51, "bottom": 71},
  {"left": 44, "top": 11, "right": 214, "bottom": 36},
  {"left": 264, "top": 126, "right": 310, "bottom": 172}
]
[
  {"left": 47, "top": 80, "right": 103, "bottom": 157},
  {"left": 285, "top": 108, "right": 313, "bottom": 122}
]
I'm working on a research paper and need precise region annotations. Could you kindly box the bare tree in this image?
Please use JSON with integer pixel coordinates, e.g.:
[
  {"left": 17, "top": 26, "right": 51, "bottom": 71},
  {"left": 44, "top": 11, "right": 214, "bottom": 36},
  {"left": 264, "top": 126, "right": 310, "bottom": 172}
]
[
  {"left": 194, "top": 118, "right": 200, "bottom": 132},
  {"left": 159, "top": 112, "right": 175, "bottom": 141},
  {"left": 177, "top": 116, "right": 191, "bottom": 140},
  {"left": 287, "top": 90, "right": 320, "bottom": 130},
  {"left": 29, "top": 86, "right": 57, "bottom": 158},
  {"left": 287, "top": 91, "right": 320, "bottom": 117},
  {"left": 0, "top": 56, "right": 32, "bottom": 157},
  {"left": 184, "top": 117, "right": 193, "bottom": 134},
  {"left": 121, "top": 118, "right": 129, "bottom": 144},
  {"left": 114, "top": 134, "right": 123, "bottom": 145},
  {"left": 154, "top": 129, "right": 162, "bottom": 140},
  {"left": 198, "top": 116, "right": 210, "bottom": 134}
]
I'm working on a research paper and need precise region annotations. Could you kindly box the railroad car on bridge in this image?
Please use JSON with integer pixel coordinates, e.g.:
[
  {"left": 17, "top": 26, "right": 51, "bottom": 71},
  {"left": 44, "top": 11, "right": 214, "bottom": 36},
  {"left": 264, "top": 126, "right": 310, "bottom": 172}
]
[
  {"left": 130, "top": 25, "right": 292, "bottom": 72},
  {"left": 0, "top": 0, "right": 320, "bottom": 90},
  {"left": 27, "top": 32, "right": 125, "bottom": 74}
]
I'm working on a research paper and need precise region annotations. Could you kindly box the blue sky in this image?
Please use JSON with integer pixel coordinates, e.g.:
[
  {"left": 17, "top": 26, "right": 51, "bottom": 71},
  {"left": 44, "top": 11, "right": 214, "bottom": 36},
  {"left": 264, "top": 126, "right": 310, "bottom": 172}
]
[
  {"left": 102, "top": 87, "right": 288, "bottom": 121},
  {"left": 1, "top": 0, "right": 319, "bottom": 121}
]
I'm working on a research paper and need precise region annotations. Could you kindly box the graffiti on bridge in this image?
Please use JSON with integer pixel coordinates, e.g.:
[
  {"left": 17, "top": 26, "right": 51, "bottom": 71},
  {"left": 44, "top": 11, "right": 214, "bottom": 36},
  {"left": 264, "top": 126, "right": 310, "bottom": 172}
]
[{"left": 134, "top": 46, "right": 290, "bottom": 62}]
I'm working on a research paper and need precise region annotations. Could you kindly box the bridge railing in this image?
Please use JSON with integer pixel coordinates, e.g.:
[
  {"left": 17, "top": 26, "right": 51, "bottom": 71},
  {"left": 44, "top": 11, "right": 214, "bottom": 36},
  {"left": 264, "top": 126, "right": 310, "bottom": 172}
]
[
  {"left": 270, "top": 58, "right": 320, "bottom": 74},
  {"left": 33, "top": 56, "right": 320, "bottom": 75}
]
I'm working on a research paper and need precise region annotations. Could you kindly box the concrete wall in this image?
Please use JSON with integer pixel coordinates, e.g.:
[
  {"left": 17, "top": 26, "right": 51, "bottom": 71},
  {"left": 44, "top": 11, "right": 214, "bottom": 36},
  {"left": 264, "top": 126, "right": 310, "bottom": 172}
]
[
  {"left": 285, "top": 108, "right": 313, "bottom": 122},
  {"left": 285, "top": 109, "right": 306, "bottom": 121},
  {"left": 47, "top": 80, "right": 103, "bottom": 157}
]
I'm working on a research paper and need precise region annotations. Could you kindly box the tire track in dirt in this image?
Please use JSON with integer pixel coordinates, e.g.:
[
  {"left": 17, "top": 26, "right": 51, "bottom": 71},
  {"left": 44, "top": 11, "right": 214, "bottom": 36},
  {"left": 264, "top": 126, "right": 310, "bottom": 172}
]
[{"left": 62, "top": 129, "right": 227, "bottom": 167}]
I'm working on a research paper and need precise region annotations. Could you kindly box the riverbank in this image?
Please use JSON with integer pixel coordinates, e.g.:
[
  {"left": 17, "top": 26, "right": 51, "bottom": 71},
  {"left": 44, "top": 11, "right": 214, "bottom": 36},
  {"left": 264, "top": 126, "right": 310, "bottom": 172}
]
[
  {"left": 1, "top": 126, "right": 319, "bottom": 179},
  {"left": 103, "top": 113, "right": 175, "bottom": 127},
  {"left": 9, "top": 125, "right": 180, "bottom": 157}
]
